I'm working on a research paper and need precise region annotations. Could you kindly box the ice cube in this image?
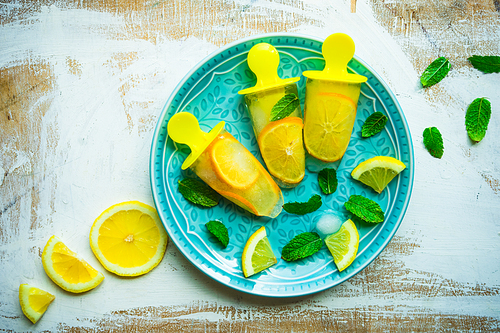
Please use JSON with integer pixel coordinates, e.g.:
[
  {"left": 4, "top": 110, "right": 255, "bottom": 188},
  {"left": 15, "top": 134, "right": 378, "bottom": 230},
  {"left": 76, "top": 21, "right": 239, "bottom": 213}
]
[{"left": 315, "top": 211, "right": 344, "bottom": 238}]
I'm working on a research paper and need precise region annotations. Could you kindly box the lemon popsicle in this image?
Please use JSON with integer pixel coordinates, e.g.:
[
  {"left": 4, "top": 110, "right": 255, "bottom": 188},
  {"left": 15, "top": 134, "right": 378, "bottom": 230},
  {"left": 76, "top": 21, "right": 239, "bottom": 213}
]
[
  {"left": 239, "top": 43, "right": 305, "bottom": 188},
  {"left": 303, "top": 33, "right": 367, "bottom": 163},
  {"left": 167, "top": 112, "right": 283, "bottom": 218}
]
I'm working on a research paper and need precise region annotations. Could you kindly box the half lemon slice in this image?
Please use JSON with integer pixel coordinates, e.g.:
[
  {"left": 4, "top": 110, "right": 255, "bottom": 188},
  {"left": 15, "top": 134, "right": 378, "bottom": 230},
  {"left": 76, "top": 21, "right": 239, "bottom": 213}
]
[
  {"left": 324, "top": 219, "right": 359, "bottom": 272},
  {"left": 19, "top": 284, "right": 55, "bottom": 324},
  {"left": 241, "top": 226, "right": 277, "bottom": 277},
  {"left": 351, "top": 156, "right": 406, "bottom": 193},
  {"left": 89, "top": 201, "right": 168, "bottom": 277}
]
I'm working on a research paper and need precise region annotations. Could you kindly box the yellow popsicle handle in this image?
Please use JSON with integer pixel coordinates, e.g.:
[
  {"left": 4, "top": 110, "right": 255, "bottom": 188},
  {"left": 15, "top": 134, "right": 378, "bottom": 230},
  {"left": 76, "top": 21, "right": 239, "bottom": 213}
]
[
  {"left": 322, "top": 33, "right": 355, "bottom": 78},
  {"left": 167, "top": 112, "right": 209, "bottom": 151},
  {"left": 247, "top": 43, "right": 282, "bottom": 88}
]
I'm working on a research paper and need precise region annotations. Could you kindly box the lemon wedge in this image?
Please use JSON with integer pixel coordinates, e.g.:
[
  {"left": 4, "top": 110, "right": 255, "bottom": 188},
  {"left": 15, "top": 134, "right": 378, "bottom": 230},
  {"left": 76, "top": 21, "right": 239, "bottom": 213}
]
[
  {"left": 324, "top": 219, "right": 359, "bottom": 272},
  {"left": 241, "top": 226, "right": 277, "bottom": 277},
  {"left": 42, "top": 236, "right": 104, "bottom": 293},
  {"left": 89, "top": 201, "right": 168, "bottom": 276},
  {"left": 19, "top": 284, "right": 55, "bottom": 324},
  {"left": 351, "top": 156, "right": 406, "bottom": 193}
]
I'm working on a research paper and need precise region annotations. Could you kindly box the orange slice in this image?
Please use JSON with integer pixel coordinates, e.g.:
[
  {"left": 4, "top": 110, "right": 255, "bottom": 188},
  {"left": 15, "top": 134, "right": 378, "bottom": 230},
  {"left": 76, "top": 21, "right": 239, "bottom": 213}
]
[
  {"left": 218, "top": 190, "right": 259, "bottom": 215},
  {"left": 258, "top": 117, "right": 305, "bottom": 185}
]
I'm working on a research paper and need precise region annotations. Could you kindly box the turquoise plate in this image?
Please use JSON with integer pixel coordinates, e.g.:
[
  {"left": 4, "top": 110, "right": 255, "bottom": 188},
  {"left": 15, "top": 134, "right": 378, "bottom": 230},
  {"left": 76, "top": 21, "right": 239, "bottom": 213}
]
[{"left": 150, "top": 33, "right": 414, "bottom": 297}]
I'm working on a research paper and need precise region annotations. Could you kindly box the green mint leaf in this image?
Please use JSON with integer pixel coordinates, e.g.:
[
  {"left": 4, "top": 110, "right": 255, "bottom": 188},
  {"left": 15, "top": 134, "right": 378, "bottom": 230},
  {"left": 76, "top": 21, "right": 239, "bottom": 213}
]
[
  {"left": 270, "top": 93, "right": 300, "bottom": 121},
  {"left": 178, "top": 178, "right": 220, "bottom": 207},
  {"left": 468, "top": 55, "right": 500, "bottom": 74},
  {"left": 420, "top": 57, "right": 451, "bottom": 87},
  {"left": 281, "top": 232, "right": 322, "bottom": 261},
  {"left": 318, "top": 168, "right": 338, "bottom": 195},
  {"left": 466, "top": 97, "right": 491, "bottom": 143},
  {"left": 344, "top": 195, "right": 384, "bottom": 223},
  {"left": 361, "top": 112, "right": 388, "bottom": 138},
  {"left": 423, "top": 127, "right": 444, "bottom": 158},
  {"left": 205, "top": 220, "right": 229, "bottom": 248},
  {"left": 283, "top": 194, "right": 322, "bottom": 215}
]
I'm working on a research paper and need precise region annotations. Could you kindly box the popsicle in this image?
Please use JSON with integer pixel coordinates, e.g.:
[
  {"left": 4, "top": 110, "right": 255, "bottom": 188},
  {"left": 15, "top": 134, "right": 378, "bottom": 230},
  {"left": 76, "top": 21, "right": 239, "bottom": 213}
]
[
  {"left": 302, "top": 33, "right": 367, "bottom": 163},
  {"left": 238, "top": 43, "right": 305, "bottom": 188},
  {"left": 167, "top": 112, "right": 283, "bottom": 218}
]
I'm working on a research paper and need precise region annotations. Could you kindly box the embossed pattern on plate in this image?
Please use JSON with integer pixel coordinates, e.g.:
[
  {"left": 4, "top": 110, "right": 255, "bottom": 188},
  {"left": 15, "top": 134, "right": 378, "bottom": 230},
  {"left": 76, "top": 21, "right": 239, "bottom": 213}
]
[{"left": 150, "top": 33, "right": 414, "bottom": 297}]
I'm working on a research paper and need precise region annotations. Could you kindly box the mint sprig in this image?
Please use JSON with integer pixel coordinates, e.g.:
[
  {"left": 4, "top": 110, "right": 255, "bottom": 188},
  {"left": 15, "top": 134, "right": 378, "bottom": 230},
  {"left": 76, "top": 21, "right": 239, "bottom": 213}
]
[
  {"left": 420, "top": 57, "right": 451, "bottom": 87},
  {"left": 468, "top": 55, "right": 500, "bottom": 74},
  {"left": 205, "top": 220, "right": 229, "bottom": 248},
  {"left": 283, "top": 194, "right": 322, "bottom": 215},
  {"left": 361, "top": 112, "right": 388, "bottom": 138},
  {"left": 465, "top": 97, "right": 491, "bottom": 143},
  {"left": 423, "top": 127, "right": 444, "bottom": 158},
  {"left": 344, "top": 195, "right": 384, "bottom": 223},
  {"left": 318, "top": 168, "right": 338, "bottom": 195},
  {"left": 178, "top": 178, "right": 220, "bottom": 207},
  {"left": 281, "top": 232, "right": 322, "bottom": 261},
  {"left": 270, "top": 93, "right": 300, "bottom": 121}
]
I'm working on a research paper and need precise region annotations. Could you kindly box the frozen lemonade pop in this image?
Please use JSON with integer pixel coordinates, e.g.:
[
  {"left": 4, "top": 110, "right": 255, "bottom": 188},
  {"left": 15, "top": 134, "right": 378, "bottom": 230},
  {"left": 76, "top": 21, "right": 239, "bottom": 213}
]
[
  {"left": 168, "top": 112, "right": 283, "bottom": 218},
  {"left": 239, "top": 43, "right": 305, "bottom": 188},
  {"left": 302, "top": 33, "right": 367, "bottom": 163}
]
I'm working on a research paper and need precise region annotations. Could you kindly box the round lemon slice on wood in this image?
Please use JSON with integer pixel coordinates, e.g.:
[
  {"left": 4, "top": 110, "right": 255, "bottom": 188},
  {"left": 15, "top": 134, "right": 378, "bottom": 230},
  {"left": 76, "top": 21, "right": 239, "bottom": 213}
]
[
  {"left": 351, "top": 156, "right": 406, "bottom": 193},
  {"left": 324, "top": 219, "right": 359, "bottom": 272},
  {"left": 241, "top": 226, "right": 277, "bottom": 278},
  {"left": 42, "top": 236, "right": 104, "bottom": 293},
  {"left": 19, "top": 284, "right": 55, "bottom": 324},
  {"left": 89, "top": 201, "right": 168, "bottom": 276}
]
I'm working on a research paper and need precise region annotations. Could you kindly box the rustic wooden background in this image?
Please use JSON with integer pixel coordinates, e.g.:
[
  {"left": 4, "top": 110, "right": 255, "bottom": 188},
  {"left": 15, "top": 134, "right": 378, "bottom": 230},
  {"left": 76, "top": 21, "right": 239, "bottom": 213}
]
[{"left": 1, "top": 0, "right": 499, "bottom": 332}]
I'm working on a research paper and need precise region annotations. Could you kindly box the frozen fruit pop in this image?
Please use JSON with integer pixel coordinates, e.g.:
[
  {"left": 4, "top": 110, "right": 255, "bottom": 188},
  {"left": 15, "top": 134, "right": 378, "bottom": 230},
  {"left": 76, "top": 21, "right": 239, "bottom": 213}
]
[
  {"left": 302, "top": 33, "right": 367, "bottom": 163},
  {"left": 167, "top": 112, "right": 283, "bottom": 218},
  {"left": 238, "top": 43, "right": 305, "bottom": 188}
]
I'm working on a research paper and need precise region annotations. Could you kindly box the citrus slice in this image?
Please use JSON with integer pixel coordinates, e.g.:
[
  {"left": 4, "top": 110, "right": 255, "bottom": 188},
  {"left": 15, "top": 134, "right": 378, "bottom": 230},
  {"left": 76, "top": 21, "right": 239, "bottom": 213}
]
[
  {"left": 241, "top": 226, "right": 277, "bottom": 277},
  {"left": 304, "top": 93, "right": 357, "bottom": 162},
  {"left": 324, "top": 219, "right": 359, "bottom": 272},
  {"left": 218, "top": 190, "right": 259, "bottom": 215},
  {"left": 89, "top": 201, "right": 168, "bottom": 277},
  {"left": 351, "top": 156, "right": 406, "bottom": 193},
  {"left": 19, "top": 284, "right": 55, "bottom": 324},
  {"left": 210, "top": 135, "right": 260, "bottom": 189},
  {"left": 42, "top": 236, "right": 104, "bottom": 293},
  {"left": 258, "top": 117, "right": 305, "bottom": 185}
]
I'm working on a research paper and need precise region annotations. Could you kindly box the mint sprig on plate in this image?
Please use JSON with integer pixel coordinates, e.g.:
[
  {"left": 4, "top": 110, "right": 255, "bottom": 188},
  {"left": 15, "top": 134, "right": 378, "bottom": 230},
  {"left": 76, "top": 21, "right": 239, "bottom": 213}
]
[
  {"left": 318, "top": 168, "right": 338, "bottom": 195},
  {"left": 206, "top": 220, "right": 229, "bottom": 248},
  {"left": 178, "top": 178, "right": 220, "bottom": 207},
  {"left": 465, "top": 97, "right": 491, "bottom": 143},
  {"left": 361, "top": 112, "right": 388, "bottom": 138},
  {"left": 281, "top": 232, "right": 322, "bottom": 261},
  {"left": 423, "top": 126, "right": 444, "bottom": 158},
  {"left": 283, "top": 194, "right": 322, "bottom": 215},
  {"left": 420, "top": 57, "right": 451, "bottom": 87},
  {"left": 270, "top": 93, "right": 300, "bottom": 121},
  {"left": 344, "top": 195, "right": 384, "bottom": 223}
]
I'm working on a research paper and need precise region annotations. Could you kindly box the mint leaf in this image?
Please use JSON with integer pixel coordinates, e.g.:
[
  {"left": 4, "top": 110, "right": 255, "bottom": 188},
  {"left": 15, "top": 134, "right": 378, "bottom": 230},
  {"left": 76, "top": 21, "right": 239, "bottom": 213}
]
[
  {"left": 420, "top": 57, "right": 451, "bottom": 87},
  {"left": 466, "top": 97, "right": 491, "bottom": 143},
  {"left": 178, "top": 178, "right": 220, "bottom": 207},
  {"left": 468, "top": 55, "right": 500, "bottom": 74},
  {"left": 270, "top": 93, "right": 300, "bottom": 121},
  {"left": 283, "top": 194, "right": 322, "bottom": 215},
  {"left": 344, "top": 195, "right": 384, "bottom": 223},
  {"left": 281, "top": 232, "right": 322, "bottom": 261},
  {"left": 205, "top": 220, "right": 229, "bottom": 248},
  {"left": 318, "top": 168, "right": 337, "bottom": 195},
  {"left": 361, "top": 112, "right": 388, "bottom": 138},
  {"left": 423, "top": 127, "right": 444, "bottom": 158}
]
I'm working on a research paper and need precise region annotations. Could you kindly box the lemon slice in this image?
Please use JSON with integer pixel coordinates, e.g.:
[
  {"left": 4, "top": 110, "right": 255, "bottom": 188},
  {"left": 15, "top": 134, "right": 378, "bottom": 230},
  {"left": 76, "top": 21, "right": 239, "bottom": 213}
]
[
  {"left": 258, "top": 117, "right": 305, "bottom": 186},
  {"left": 324, "top": 219, "right": 359, "bottom": 272},
  {"left": 89, "top": 201, "right": 168, "bottom": 276},
  {"left": 351, "top": 156, "right": 406, "bottom": 193},
  {"left": 42, "top": 236, "right": 104, "bottom": 293},
  {"left": 304, "top": 93, "right": 357, "bottom": 162},
  {"left": 19, "top": 284, "right": 55, "bottom": 324},
  {"left": 241, "top": 226, "right": 277, "bottom": 277},
  {"left": 211, "top": 135, "right": 260, "bottom": 189}
]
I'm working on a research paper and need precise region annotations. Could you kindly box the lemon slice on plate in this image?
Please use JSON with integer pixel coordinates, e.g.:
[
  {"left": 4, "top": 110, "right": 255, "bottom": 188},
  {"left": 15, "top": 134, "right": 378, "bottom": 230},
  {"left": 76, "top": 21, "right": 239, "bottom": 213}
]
[
  {"left": 90, "top": 201, "right": 168, "bottom": 277},
  {"left": 351, "top": 156, "right": 406, "bottom": 193},
  {"left": 324, "top": 219, "right": 359, "bottom": 272},
  {"left": 42, "top": 236, "right": 104, "bottom": 293},
  {"left": 242, "top": 226, "right": 277, "bottom": 278},
  {"left": 19, "top": 284, "right": 55, "bottom": 324}
]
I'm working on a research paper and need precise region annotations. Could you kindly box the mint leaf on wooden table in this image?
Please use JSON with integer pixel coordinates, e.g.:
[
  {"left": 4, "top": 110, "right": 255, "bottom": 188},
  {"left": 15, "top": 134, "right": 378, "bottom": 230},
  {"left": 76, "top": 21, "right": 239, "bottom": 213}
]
[
  {"left": 283, "top": 194, "right": 322, "bottom": 215},
  {"left": 318, "top": 168, "right": 338, "bottom": 195},
  {"left": 281, "top": 232, "right": 323, "bottom": 261},
  {"left": 468, "top": 55, "right": 500, "bottom": 74},
  {"left": 423, "top": 126, "right": 444, "bottom": 158},
  {"left": 270, "top": 93, "right": 300, "bottom": 121},
  {"left": 178, "top": 178, "right": 220, "bottom": 207},
  {"left": 466, "top": 97, "right": 491, "bottom": 143},
  {"left": 205, "top": 220, "right": 229, "bottom": 248},
  {"left": 344, "top": 195, "right": 384, "bottom": 223},
  {"left": 361, "top": 112, "right": 388, "bottom": 138},
  {"left": 420, "top": 57, "right": 451, "bottom": 87}
]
